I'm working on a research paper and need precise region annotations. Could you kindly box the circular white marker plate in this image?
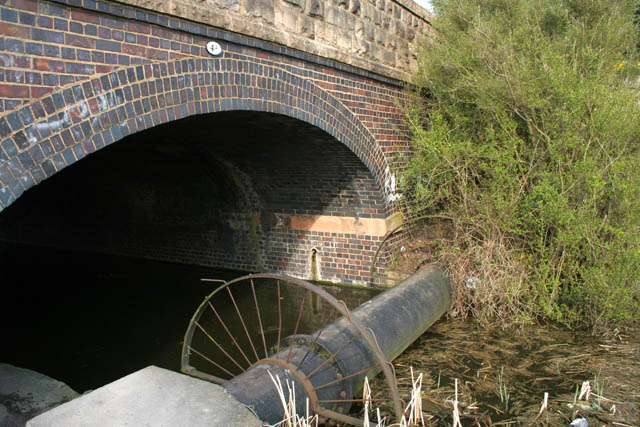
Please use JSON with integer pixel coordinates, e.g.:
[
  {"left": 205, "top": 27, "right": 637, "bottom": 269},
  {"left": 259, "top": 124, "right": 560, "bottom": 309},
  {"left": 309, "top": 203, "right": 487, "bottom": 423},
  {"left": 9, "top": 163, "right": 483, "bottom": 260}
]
[{"left": 206, "top": 41, "right": 222, "bottom": 56}]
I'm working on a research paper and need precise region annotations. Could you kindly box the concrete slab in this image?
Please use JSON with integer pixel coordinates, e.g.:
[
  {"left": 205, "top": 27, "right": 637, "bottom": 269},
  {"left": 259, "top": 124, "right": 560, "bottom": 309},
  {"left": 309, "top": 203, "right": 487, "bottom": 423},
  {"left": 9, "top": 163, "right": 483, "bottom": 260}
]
[
  {"left": 0, "top": 363, "right": 79, "bottom": 427},
  {"left": 26, "top": 366, "right": 263, "bottom": 427}
]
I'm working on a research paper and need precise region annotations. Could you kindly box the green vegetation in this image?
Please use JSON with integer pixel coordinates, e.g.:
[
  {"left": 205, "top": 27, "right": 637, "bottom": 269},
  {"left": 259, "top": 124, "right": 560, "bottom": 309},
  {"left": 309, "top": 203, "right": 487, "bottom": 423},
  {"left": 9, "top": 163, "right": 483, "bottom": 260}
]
[{"left": 405, "top": 0, "right": 640, "bottom": 329}]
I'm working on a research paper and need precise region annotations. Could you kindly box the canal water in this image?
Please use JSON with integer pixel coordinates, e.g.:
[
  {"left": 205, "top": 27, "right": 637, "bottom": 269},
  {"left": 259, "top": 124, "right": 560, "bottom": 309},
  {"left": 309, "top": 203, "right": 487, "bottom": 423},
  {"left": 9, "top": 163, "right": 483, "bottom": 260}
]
[
  {"left": 0, "top": 243, "right": 380, "bottom": 393},
  {"left": 1, "top": 244, "right": 638, "bottom": 426}
]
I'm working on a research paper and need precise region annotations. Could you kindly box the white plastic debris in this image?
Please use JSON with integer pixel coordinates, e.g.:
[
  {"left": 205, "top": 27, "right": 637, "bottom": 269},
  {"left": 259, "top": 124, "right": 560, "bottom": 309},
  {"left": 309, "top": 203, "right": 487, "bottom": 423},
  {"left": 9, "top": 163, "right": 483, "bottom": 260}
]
[{"left": 570, "top": 418, "right": 588, "bottom": 427}]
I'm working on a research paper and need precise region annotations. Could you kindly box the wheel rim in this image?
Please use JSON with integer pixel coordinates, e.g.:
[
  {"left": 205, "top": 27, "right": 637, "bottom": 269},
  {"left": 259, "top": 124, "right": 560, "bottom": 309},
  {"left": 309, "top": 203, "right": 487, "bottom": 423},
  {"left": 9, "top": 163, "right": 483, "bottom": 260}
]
[{"left": 181, "top": 273, "right": 403, "bottom": 426}]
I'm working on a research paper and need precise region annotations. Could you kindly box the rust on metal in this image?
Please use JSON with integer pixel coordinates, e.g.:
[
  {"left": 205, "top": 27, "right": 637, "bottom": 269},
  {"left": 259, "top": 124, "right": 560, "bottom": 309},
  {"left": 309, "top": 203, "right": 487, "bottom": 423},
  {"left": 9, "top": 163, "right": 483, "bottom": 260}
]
[{"left": 181, "top": 268, "right": 451, "bottom": 425}]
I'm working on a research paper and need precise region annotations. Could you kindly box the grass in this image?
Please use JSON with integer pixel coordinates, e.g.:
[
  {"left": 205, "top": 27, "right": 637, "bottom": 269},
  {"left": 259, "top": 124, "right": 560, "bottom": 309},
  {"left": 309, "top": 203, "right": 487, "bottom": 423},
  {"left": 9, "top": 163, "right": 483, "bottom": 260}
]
[
  {"left": 267, "top": 372, "right": 318, "bottom": 427},
  {"left": 497, "top": 366, "right": 509, "bottom": 413},
  {"left": 269, "top": 368, "right": 429, "bottom": 427}
]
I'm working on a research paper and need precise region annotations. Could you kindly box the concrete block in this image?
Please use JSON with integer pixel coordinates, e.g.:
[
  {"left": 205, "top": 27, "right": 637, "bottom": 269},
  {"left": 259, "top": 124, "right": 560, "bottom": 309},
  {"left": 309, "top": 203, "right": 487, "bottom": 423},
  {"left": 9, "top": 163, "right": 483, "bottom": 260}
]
[
  {"left": 27, "top": 366, "right": 262, "bottom": 427},
  {"left": 0, "top": 363, "right": 79, "bottom": 427}
]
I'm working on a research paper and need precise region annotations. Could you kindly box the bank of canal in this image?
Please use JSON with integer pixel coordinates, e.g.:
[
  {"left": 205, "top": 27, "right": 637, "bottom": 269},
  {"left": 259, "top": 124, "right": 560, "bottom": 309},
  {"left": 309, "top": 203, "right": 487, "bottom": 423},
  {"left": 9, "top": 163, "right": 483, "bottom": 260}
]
[{"left": 373, "top": 319, "right": 639, "bottom": 426}]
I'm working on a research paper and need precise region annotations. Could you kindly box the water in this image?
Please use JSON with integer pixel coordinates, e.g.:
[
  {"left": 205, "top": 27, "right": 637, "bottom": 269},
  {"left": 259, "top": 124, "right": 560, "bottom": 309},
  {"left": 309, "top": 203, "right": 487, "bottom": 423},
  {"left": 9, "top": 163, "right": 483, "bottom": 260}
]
[
  {"left": 0, "top": 244, "right": 379, "bottom": 393},
  {"left": 0, "top": 245, "right": 232, "bottom": 391}
]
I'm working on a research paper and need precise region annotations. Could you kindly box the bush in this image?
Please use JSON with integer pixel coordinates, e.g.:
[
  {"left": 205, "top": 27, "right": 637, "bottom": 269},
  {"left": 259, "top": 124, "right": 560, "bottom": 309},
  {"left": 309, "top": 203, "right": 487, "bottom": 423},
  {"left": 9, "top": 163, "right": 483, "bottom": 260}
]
[{"left": 405, "top": 0, "right": 640, "bottom": 329}]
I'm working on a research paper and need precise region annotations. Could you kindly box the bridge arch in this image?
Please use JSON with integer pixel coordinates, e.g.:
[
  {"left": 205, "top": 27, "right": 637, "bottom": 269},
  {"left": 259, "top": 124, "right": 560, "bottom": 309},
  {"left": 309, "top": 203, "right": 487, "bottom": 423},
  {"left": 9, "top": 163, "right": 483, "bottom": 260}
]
[{"left": 0, "top": 56, "right": 392, "bottom": 214}]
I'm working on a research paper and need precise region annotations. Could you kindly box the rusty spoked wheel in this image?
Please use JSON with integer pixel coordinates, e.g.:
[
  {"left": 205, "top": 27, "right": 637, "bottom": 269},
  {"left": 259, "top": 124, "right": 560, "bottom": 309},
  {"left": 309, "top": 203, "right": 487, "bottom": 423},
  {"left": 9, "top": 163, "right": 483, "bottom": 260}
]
[{"left": 181, "top": 273, "right": 403, "bottom": 426}]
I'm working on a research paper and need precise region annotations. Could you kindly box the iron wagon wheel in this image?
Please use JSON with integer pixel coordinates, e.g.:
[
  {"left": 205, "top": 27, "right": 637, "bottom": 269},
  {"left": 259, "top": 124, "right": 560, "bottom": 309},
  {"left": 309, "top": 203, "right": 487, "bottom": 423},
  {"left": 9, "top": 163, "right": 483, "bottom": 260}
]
[{"left": 180, "top": 273, "right": 403, "bottom": 426}]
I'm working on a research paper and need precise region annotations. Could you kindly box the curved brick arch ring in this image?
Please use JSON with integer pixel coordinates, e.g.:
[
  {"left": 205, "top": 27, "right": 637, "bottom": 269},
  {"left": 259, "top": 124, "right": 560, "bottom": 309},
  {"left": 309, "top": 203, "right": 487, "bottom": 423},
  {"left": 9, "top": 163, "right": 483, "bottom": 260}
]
[{"left": 0, "top": 57, "right": 393, "bottom": 213}]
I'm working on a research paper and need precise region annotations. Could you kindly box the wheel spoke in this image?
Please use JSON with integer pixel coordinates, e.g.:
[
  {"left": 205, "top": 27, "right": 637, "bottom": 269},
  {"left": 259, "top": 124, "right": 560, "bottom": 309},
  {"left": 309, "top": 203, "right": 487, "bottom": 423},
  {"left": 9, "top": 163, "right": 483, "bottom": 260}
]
[
  {"left": 285, "top": 292, "right": 307, "bottom": 363},
  {"left": 208, "top": 301, "right": 252, "bottom": 367},
  {"left": 307, "top": 330, "right": 364, "bottom": 379},
  {"left": 296, "top": 308, "right": 335, "bottom": 370},
  {"left": 276, "top": 280, "right": 282, "bottom": 355},
  {"left": 226, "top": 286, "right": 260, "bottom": 363},
  {"left": 313, "top": 364, "right": 380, "bottom": 391},
  {"left": 250, "top": 279, "right": 268, "bottom": 359},
  {"left": 194, "top": 321, "right": 246, "bottom": 373},
  {"left": 187, "top": 345, "right": 235, "bottom": 377}
]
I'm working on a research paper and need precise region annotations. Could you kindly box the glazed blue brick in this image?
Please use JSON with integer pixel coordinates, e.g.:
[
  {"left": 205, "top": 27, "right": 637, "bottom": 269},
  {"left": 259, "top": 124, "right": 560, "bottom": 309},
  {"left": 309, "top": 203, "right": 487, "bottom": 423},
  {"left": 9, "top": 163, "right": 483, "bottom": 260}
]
[
  {"left": 20, "top": 172, "right": 35, "bottom": 190},
  {"left": 80, "top": 24, "right": 95, "bottom": 37},
  {"left": 61, "top": 47, "right": 75, "bottom": 60},
  {"left": 30, "top": 165, "right": 45, "bottom": 184},
  {"left": 72, "top": 143, "right": 86, "bottom": 160},
  {"left": 55, "top": 18, "right": 69, "bottom": 31},
  {"left": 40, "top": 159, "right": 55, "bottom": 178},
  {"left": 28, "top": 145, "right": 44, "bottom": 164},
  {"left": 51, "top": 153, "right": 66, "bottom": 170},
  {"left": 6, "top": 39, "right": 24, "bottom": 53},
  {"left": 77, "top": 49, "right": 91, "bottom": 61},
  {"left": 26, "top": 42, "right": 42, "bottom": 55},
  {"left": 1, "top": 8, "right": 18, "bottom": 23},
  {"left": 6, "top": 112, "right": 21, "bottom": 131},
  {"left": 0, "top": 186, "right": 14, "bottom": 207},
  {"left": 52, "top": 93, "right": 65, "bottom": 110},
  {"left": 2, "top": 138, "right": 17, "bottom": 157},
  {"left": 17, "top": 152, "right": 34, "bottom": 169},
  {"left": 36, "top": 16, "right": 52, "bottom": 28},
  {"left": 70, "top": 21, "right": 82, "bottom": 33},
  {"left": 32, "top": 29, "right": 64, "bottom": 44},
  {"left": 43, "top": 74, "right": 58, "bottom": 86},
  {"left": 59, "top": 130, "right": 73, "bottom": 148},
  {"left": 60, "top": 75, "right": 75, "bottom": 86},
  {"left": 96, "top": 39, "right": 120, "bottom": 52},
  {"left": 72, "top": 85, "right": 84, "bottom": 102},
  {"left": 46, "top": 3, "right": 68, "bottom": 18},
  {"left": 40, "top": 140, "right": 53, "bottom": 157},
  {"left": 61, "top": 148, "right": 75, "bottom": 164},
  {"left": 44, "top": 44, "right": 60, "bottom": 57},
  {"left": 19, "top": 12, "right": 35, "bottom": 26},
  {"left": 101, "top": 129, "right": 113, "bottom": 145},
  {"left": 9, "top": 179, "right": 24, "bottom": 198},
  {"left": 96, "top": 0, "right": 109, "bottom": 12},
  {"left": 71, "top": 125, "right": 83, "bottom": 141}
]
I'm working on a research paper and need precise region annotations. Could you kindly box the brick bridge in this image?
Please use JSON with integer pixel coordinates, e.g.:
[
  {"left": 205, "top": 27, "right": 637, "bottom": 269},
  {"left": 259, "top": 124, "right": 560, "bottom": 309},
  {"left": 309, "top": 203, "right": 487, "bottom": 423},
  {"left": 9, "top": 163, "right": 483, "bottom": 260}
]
[{"left": 0, "top": 0, "right": 431, "bottom": 285}]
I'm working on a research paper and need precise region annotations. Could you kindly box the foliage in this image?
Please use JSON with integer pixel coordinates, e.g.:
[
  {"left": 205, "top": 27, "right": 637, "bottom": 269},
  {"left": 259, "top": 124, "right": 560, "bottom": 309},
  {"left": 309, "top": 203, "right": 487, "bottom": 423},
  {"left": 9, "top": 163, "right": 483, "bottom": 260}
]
[{"left": 405, "top": 0, "right": 640, "bottom": 329}]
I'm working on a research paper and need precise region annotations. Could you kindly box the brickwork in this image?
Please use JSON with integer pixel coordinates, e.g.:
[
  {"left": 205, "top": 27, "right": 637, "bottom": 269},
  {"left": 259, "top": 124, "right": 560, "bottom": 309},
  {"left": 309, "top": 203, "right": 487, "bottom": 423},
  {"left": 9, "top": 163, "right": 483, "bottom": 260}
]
[
  {"left": 0, "top": 0, "right": 411, "bottom": 284},
  {"left": 0, "top": 111, "right": 390, "bottom": 284}
]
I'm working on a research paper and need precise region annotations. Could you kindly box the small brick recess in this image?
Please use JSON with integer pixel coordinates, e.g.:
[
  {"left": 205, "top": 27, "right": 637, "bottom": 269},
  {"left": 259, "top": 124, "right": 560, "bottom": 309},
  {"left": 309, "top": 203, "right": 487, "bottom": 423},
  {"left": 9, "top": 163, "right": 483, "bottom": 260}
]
[{"left": 0, "top": 0, "right": 412, "bottom": 284}]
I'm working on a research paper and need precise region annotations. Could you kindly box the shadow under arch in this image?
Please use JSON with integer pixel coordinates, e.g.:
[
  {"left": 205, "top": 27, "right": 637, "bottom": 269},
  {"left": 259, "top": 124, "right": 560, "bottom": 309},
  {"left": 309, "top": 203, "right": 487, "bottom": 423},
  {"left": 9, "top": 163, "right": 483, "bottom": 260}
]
[{"left": 0, "top": 56, "right": 393, "bottom": 214}]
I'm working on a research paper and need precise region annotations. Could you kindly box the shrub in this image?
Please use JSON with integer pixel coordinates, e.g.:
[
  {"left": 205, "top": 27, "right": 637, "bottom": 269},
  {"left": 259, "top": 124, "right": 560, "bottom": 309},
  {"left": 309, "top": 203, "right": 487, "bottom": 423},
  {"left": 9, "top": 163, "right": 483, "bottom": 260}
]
[{"left": 405, "top": 0, "right": 640, "bottom": 329}]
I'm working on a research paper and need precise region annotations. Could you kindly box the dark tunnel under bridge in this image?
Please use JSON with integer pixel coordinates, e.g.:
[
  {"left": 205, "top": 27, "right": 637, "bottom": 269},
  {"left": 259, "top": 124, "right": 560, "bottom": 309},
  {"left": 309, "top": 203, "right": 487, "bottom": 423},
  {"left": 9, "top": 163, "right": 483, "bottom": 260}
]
[{"left": 0, "top": 111, "right": 398, "bottom": 285}]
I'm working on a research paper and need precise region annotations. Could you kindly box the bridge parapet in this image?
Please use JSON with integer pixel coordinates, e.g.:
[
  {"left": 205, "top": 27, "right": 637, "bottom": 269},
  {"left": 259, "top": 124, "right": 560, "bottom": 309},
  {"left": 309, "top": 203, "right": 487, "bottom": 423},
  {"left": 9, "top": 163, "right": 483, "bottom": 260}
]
[{"left": 117, "top": 0, "right": 432, "bottom": 81}]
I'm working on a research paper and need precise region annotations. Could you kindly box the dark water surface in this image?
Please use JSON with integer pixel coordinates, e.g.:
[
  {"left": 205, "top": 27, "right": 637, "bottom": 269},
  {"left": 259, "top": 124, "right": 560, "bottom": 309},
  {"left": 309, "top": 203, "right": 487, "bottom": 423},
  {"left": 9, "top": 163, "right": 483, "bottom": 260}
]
[
  {"left": 0, "top": 244, "right": 380, "bottom": 394},
  {"left": 0, "top": 244, "right": 247, "bottom": 392}
]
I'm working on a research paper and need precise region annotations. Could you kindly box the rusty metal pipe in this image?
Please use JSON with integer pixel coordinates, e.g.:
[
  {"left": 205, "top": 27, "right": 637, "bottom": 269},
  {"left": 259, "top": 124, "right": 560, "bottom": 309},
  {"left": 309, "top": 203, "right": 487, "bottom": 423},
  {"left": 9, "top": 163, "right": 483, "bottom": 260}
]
[{"left": 224, "top": 265, "right": 452, "bottom": 424}]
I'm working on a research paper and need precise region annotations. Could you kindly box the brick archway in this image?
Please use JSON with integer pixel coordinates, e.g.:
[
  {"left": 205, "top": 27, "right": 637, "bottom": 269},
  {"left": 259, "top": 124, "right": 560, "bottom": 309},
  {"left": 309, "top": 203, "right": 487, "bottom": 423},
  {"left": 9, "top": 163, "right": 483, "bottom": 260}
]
[{"left": 0, "top": 56, "right": 392, "bottom": 213}]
